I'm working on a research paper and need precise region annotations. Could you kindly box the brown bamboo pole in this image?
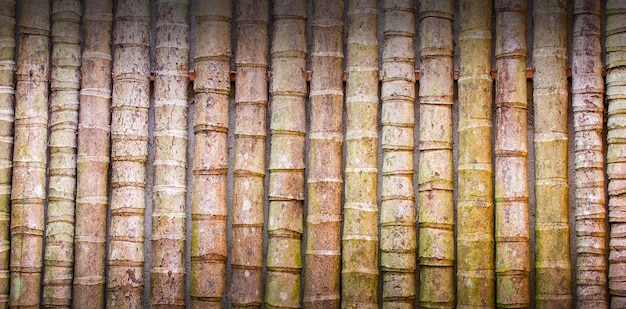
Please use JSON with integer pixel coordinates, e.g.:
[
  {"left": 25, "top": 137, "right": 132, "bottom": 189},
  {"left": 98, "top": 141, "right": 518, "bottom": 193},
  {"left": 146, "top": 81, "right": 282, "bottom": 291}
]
[
  {"left": 494, "top": 0, "right": 530, "bottom": 307},
  {"left": 107, "top": 0, "right": 150, "bottom": 307},
  {"left": 9, "top": 0, "right": 50, "bottom": 307},
  {"left": 457, "top": 0, "right": 494, "bottom": 307},
  {"left": 607, "top": 0, "right": 626, "bottom": 307},
  {"left": 380, "top": 0, "right": 416, "bottom": 308},
  {"left": 572, "top": 0, "right": 607, "bottom": 307},
  {"left": 190, "top": 0, "right": 231, "bottom": 307},
  {"left": 417, "top": 0, "right": 455, "bottom": 307},
  {"left": 231, "top": 0, "right": 269, "bottom": 307},
  {"left": 265, "top": 0, "right": 307, "bottom": 307},
  {"left": 150, "top": 0, "right": 189, "bottom": 307},
  {"left": 342, "top": 0, "right": 379, "bottom": 307}
]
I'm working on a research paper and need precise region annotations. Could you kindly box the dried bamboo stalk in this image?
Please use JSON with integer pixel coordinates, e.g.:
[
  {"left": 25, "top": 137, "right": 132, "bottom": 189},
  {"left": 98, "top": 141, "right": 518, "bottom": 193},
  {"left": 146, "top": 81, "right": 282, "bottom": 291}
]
[
  {"left": 457, "top": 0, "right": 494, "bottom": 307},
  {"left": 573, "top": 0, "right": 607, "bottom": 307},
  {"left": 9, "top": 1, "right": 50, "bottom": 307},
  {"left": 342, "top": 0, "right": 379, "bottom": 307},
  {"left": 107, "top": 0, "right": 150, "bottom": 307},
  {"left": 380, "top": 0, "right": 416, "bottom": 308},
  {"left": 190, "top": 0, "right": 231, "bottom": 307},
  {"left": 494, "top": 0, "right": 530, "bottom": 307},
  {"left": 150, "top": 0, "right": 189, "bottom": 307},
  {"left": 303, "top": 0, "right": 344, "bottom": 307},
  {"left": 418, "top": 0, "right": 455, "bottom": 307},
  {"left": 231, "top": 0, "right": 269, "bottom": 307}
]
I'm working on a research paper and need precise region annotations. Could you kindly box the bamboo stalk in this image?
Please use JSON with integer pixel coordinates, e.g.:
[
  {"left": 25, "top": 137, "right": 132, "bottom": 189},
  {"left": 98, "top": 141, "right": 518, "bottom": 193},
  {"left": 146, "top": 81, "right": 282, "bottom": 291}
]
[
  {"left": 573, "top": 0, "right": 607, "bottom": 307},
  {"left": 265, "top": 0, "right": 307, "bottom": 307},
  {"left": 303, "top": 0, "right": 343, "bottom": 307},
  {"left": 342, "top": 0, "right": 379, "bottom": 307},
  {"left": 9, "top": 1, "right": 50, "bottom": 307},
  {"left": 457, "top": 0, "right": 494, "bottom": 307},
  {"left": 494, "top": 0, "right": 530, "bottom": 307},
  {"left": 417, "top": 0, "right": 455, "bottom": 307},
  {"left": 107, "top": 0, "right": 150, "bottom": 307},
  {"left": 42, "top": 1, "right": 82, "bottom": 307},
  {"left": 190, "top": 0, "right": 231, "bottom": 307},
  {"left": 231, "top": 0, "right": 269, "bottom": 307},
  {"left": 380, "top": 0, "right": 416, "bottom": 308}
]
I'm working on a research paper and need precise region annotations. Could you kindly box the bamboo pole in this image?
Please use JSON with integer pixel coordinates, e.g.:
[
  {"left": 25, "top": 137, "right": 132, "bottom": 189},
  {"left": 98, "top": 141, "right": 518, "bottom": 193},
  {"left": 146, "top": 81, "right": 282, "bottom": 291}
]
[
  {"left": 265, "top": 0, "right": 307, "bottom": 307},
  {"left": 231, "top": 0, "right": 269, "bottom": 307},
  {"left": 573, "top": 0, "right": 607, "bottom": 307},
  {"left": 107, "top": 0, "right": 150, "bottom": 307},
  {"left": 342, "top": 0, "right": 379, "bottom": 307},
  {"left": 494, "top": 0, "right": 530, "bottom": 307},
  {"left": 417, "top": 0, "right": 455, "bottom": 307},
  {"left": 303, "top": 0, "right": 343, "bottom": 307},
  {"left": 9, "top": 0, "right": 50, "bottom": 307}
]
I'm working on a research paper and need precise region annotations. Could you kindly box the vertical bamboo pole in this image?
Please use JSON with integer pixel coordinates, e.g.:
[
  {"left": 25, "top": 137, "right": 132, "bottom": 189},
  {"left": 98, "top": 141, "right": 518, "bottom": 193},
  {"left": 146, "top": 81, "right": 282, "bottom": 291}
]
[
  {"left": 150, "top": 0, "right": 189, "bottom": 307},
  {"left": 417, "top": 0, "right": 455, "bottom": 307},
  {"left": 457, "top": 0, "right": 494, "bottom": 307},
  {"left": 304, "top": 1, "right": 344, "bottom": 307},
  {"left": 265, "top": 0, "right": 307, "bottom": 307},
  {"left": 107, "top": 0, "right": 150, "bottom": 307},
  {"left": 231, "top": 0, "right": 269, "bottom": 307},
  {"left": 573, "top": 0, "right": 607, "bottom": 307},
  {"left": 9, "top": 0, "right": 50, "bottom": 307},
  {"left": 342, "top": 0, "right": 379, "bottom": 307},
  {"left": 190, "top": 0, "right": 231, "bottom": 307},
  {"left": 380, "top": 0, "right": 416, "bottom": 307},
  {"left": 494, "top": 0, "right": 530, "bottom": 307}
]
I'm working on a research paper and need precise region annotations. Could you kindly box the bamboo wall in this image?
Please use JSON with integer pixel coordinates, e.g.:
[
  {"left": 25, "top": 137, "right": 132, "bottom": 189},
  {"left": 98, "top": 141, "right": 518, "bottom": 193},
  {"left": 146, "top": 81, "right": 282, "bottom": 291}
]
[{"left": 0, "top": 0, "right": 622, "bottom": 308}]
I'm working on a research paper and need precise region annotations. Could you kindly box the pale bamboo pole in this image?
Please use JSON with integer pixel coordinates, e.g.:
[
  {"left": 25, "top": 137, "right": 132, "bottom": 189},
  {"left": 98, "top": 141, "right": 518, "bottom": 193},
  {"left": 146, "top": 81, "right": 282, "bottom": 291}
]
[
  {"left": 417, "top": 0, "right": 455, "bottom": 307},
  {"left": 303, "top": 1, "right": 344, "bottom": 307},
  {"left": 380, "top": 0, "right": 416, "bottom": 308},
  {"left": 572, "top": 0, "right": 607, "bottom": 307},
  {"left": 494, "top": 0, "right": 530, "bottom": 307},
  {"left": 457, "top": 0, "right": 494, "bottom": 307},
  {"left": 190, "top": 0, "right": 231, "bottom": 307},
  {"left": 342, "top": 0, "right": 379, "bottom": 307},
  {"left": 9, "top": 1, "right": 50, "bottom": 307},
  {"left": 265, "top": 0, "right": 307, "bottom": 307},
  {"left": 107, "top": 0, "right": 150, "bottom": 307},
  {"left": 231, "top": 0, "right": 269, "bottom": 307}
]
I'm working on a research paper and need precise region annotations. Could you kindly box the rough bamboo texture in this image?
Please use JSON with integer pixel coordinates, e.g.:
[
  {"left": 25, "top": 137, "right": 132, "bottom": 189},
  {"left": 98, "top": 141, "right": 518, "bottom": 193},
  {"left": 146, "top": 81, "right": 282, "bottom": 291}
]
[
  {"left": 573, "top": 0, "right": 607, "bottom": 307},
  {"left": 342, "top": 0, "right": 379, "bottom": 307},
  {"left": 107, "top": 0, "right": 150, "bottom": 307},
  {"left": 418, "top": 0, "right": 455, "bottom": 307},
  {"left": 457, "top": 0, "right": 494, "bottom": 307},
  {"left": 380, "top": 0, "right": 416, "bottom": 308},
  {"left": 304, "top": 0, "right": 344, "bottom": 308},
  {"left": 231, "top": 0, "right": 269, "bottom": 307},
  {"left": 10, "top": 1, "right": 50, "bottom": 307},
  {"left": 265, "top": 0, "right": 307, "bottom": 308},
  {"left": 0, "top": 1, "right": 15, "bottom": 306},
  {"left": 607, "top": 0, "right": 626, "bottom": 307},
  {"left": 494, "top": 0, "right": 530, "bottom": 307},
  {"left": 151, "top": 0, "right": 189, "bottom": 307}
]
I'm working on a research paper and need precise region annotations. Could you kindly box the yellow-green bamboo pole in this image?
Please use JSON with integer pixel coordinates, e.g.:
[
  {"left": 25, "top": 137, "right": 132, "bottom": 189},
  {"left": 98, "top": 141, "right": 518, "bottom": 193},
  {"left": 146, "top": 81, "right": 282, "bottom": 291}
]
[
  {"left": 231, "top": 0, "right": 269, "bottom": 307},
  {"left": 303, "top": 1, "right": 344, "bottom": 307},
  {"left": 457, "top": 0, "right": 494, "bottom": 307},
  {"left": 10, "top": 1, "right": 50, "bottom": 307},
  {"left": 573, "top": 0, "right": 607, "bottom": 307},
  {"left": 190, "top": 0, "right": 231, "bottom": 307},
  {"left": 418, "top": 0, "right": 455, "bottom": 307},
  {"left": 150, "top": 0, "right": 189, "bottom": 307},
  {"left": 107, "top": 0, "right": 150, "bottom": 307},
  {"left": 342, "top": 0, "right": 378, "bottom": 307},
  {"left": 265, "top": 0, "right": 307, "bottom": 307},
  {"left": 380, "top": 0, "right": 416, "bottom": 308},
  {"left": 494, "top": 0, "right": 530, "bottom": 307}
]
